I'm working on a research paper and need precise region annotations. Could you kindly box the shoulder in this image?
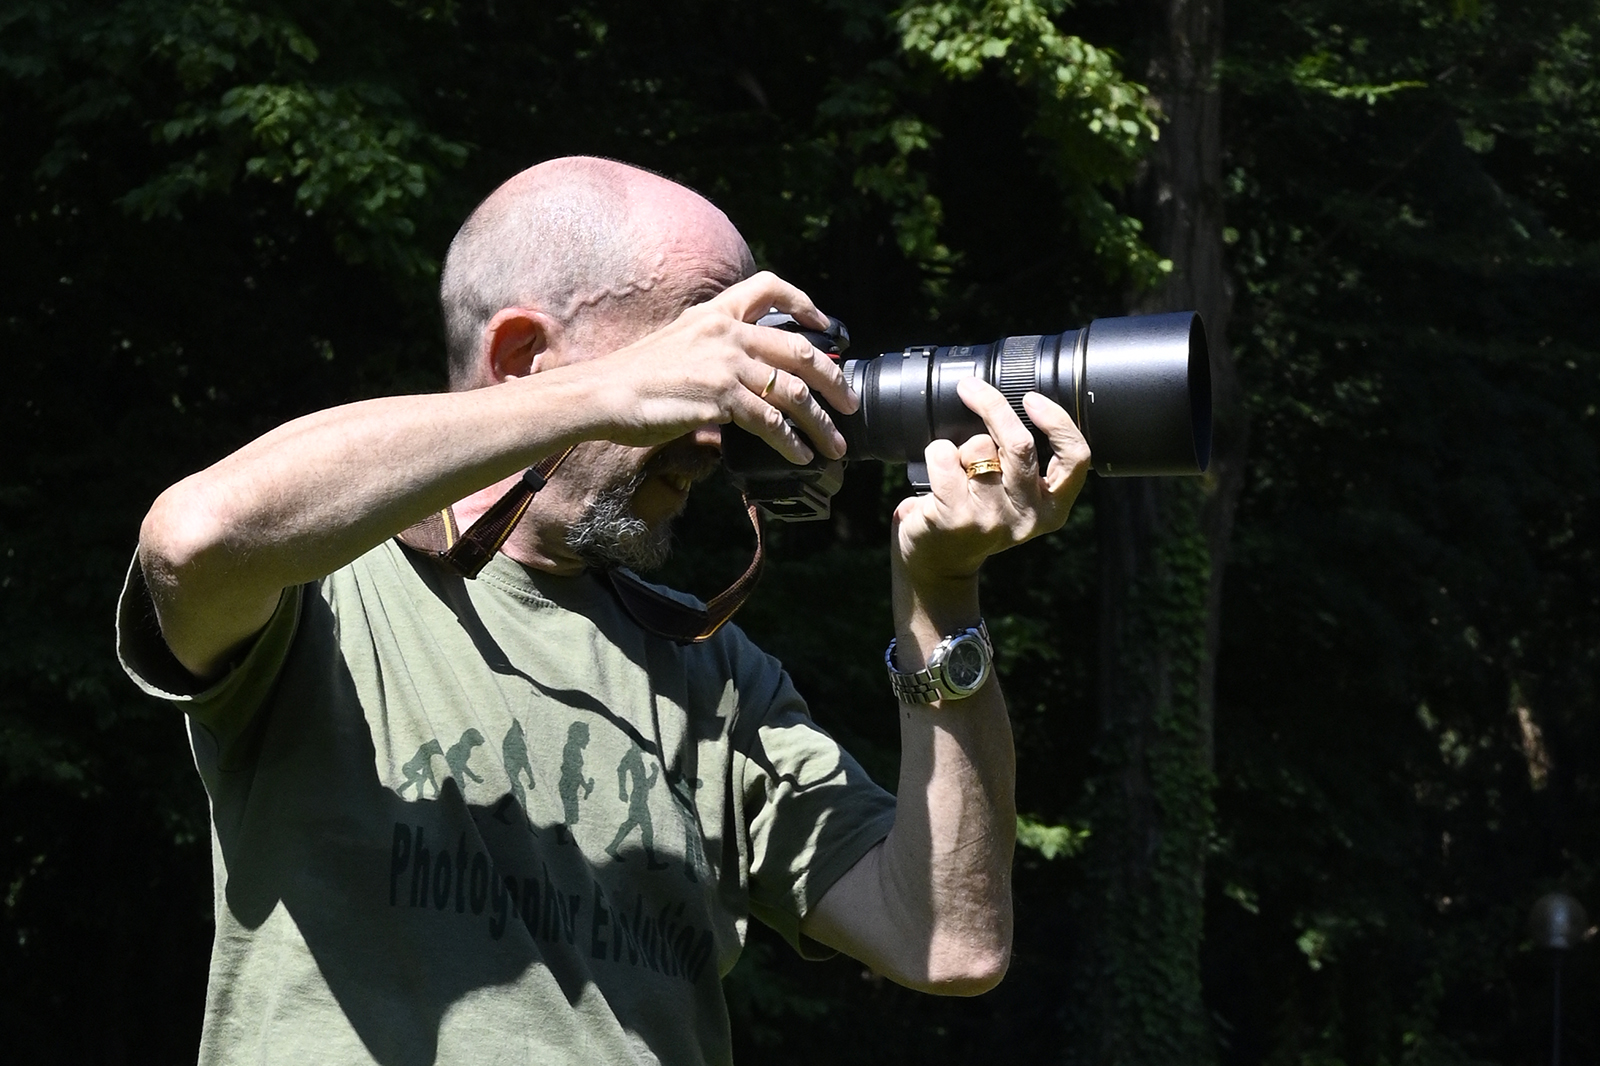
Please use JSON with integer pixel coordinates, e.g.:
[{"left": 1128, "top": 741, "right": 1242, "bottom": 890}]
[{"left": 316, "top": 539, "right": 469, "bottom": 622}]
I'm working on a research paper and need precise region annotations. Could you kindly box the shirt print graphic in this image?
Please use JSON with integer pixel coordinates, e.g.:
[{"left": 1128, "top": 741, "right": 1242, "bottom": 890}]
[{"left": 383, "top": 712, "right": 718, "bottom": 985}]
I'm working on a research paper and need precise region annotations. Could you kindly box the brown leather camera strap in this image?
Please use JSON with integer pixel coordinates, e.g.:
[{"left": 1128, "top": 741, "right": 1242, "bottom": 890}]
[
  {"left": 395, "top": 450, "right": 765, "bottom": 644},
  {"left": 595, "top": 498, "right": 765, "bottom": 644},
  {"left": 397, "top": 446, "right": 577, "bottom": 578}
]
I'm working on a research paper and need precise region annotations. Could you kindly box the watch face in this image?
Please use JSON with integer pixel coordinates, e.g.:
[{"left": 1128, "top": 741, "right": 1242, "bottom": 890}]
[{"left": 944, "top": 636, "right": 989, "bottom": 692}]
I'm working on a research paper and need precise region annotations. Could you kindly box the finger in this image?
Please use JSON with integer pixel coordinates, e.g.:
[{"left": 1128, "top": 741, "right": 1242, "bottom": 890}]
[
  {"left": 726, "top": 382, "right": 816, "bottom": 465},
  {"left": 922, "top": 438, "right": 970, "bottom": 511},
  {"left": 1021, "top": 391, "right": 1091, "bottom": 497},
  {"left": 955, "top": 377, "right": 1041, "bottom": 504},
  {"left": 740, "top": 322, "right": 858, "bottom": 417},
  {"left": 706, "top": 270, "right": 829, "bottom": 331},
  {"left": 748, "top": 365, "right": 847, "bottom": 461},
  {"left": 956, "top": 434, "right": 1005, "bottom": 487}
]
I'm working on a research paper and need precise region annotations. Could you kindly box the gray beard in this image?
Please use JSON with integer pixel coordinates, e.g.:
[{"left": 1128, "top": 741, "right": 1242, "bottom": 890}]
[{"left": 564, "top": 470, "right": 674, "bottom": 572}]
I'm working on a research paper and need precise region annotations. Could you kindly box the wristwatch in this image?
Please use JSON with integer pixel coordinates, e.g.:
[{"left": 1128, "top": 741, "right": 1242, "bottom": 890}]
[{"left": 885, "top": 621, "right": 995, "bottom": 705}]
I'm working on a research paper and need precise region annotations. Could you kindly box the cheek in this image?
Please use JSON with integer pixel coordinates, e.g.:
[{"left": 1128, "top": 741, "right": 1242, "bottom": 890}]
[
  {"left": 562, "top": 442, "right": 650, "bottom": 485},
  {"left": 531, "top": 478, "right": 597, "bottom": 525},
  {"left": 630, "top": 476, "right": 689, "bottom": 525}
]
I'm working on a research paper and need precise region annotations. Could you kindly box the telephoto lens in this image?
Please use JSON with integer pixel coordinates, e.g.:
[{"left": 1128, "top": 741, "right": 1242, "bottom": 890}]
[
  {"left": 834, "top": 311, "right": 1211, "bottom": 481},
  {"left": 723, "top": 311, "right": 1212, "bottom": 521}
]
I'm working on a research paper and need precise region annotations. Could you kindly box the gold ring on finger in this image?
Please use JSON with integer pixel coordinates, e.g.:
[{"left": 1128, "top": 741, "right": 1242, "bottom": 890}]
[
  {"left": 759, "top": 367, "right": 779, "bottom": 400},
  {"left": 966, "top": 458, "right": 1003, "bottom": 478}
]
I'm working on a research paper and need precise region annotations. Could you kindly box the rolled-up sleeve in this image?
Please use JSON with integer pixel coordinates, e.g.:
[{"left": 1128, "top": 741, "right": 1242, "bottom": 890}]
[{"left": 732, "top": 661, "right": 896, "bottom": 958}]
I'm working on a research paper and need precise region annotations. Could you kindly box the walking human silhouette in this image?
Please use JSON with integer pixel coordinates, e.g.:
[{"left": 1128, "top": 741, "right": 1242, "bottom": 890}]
[
  {"left": 606, "top": 741, "right": 668, "bottom": 870},
  {"left": 442, "top": 728, "right": 485, "bottom": 789},
  {"left": 500, "top": 719, "right": 537, "bottom": 823}
]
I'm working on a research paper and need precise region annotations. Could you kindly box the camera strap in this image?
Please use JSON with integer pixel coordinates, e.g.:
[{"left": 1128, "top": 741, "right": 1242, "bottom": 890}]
[
  {"left": 395, "top": 447, "right": 765, "bottom": 645},
  {"left": 594, "top": 498, "right": 765, "bottom": 644},
  {"left": 397, "top": 446, "right": 577, "bottom": 578}
]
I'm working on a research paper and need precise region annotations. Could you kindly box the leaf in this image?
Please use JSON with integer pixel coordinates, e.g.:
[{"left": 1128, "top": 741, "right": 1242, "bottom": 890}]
[{"left": 1016, "top": 814, "right": 1089, "bottom": 859}]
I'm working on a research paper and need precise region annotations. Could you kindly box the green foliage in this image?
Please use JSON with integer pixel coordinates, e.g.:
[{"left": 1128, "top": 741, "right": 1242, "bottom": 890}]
[
  {"left": 127, "top": 78, "right": 467, "bottom": 273},
  {"left": 896, "top": 0, "right": 1154, "bottom": 155},
  {"left": 1207, "top": 0, "right": 1600, "bottom": 1061},
  {"left": 896, "top": 0, "right": 1171, "bottom": 286},
  {"left": 1017, "top": 814, "right": 1090, "bottom": 859},
  {"left": 795, "top": 0, "right": 1166, "bottom": 307},
  {"left": 816, "top": 72, "right": 961, "bottom": 301},
  {"left": 5, "top": 0, "right": 467, "bottom": 275}
]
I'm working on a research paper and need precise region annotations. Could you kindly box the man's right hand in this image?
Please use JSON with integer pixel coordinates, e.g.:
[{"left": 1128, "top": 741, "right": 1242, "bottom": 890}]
[{"left": 577, "top": 270, "right": 859, "bottom": 464}]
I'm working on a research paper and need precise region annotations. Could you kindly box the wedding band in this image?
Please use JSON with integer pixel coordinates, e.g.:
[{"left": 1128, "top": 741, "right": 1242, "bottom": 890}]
[
  {"left": 758, "top": 368, "right": 779, "bottom": 399},
  {"left": 966, "top": 458, "right": 1003, "bottom": 478}
]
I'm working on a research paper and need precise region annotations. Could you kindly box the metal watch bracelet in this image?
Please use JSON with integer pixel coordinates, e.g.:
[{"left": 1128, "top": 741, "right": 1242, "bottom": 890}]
[{"left": 884, "top": 620, "right": 995, "bottom": 705}]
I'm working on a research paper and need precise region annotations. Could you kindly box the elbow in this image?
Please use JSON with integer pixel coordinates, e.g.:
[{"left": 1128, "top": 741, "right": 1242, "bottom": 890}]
[
  {"left": 138, "top": 478, "right": 239, "bottom": 591},
  {"left": 899, "top": 913, "right": 1012, "bottom": 996},
  {"left": 885, "top": 875, "right": 1016, "bottom": 996},
  {"left": 919, "top": 940, "right": 1011, "bottom": 997}
]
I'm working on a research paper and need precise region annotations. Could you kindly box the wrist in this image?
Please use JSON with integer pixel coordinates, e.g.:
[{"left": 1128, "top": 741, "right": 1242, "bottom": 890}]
[
  {"left": 885, "top": 619, "right": 995, "bottom": 705},
  {"left": 890, "top": 562, "right": 981, "bottom": 669}
]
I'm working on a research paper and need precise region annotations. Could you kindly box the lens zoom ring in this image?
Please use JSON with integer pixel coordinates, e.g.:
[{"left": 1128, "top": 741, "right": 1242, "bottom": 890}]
[{"left": 997, "top": 335, "right": 1041, "bottom": 423}]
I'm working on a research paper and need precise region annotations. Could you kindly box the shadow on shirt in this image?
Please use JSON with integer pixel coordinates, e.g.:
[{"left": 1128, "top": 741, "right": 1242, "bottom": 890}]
[{"left": 198, "top": 562, "right": 868, "bottom": 1066}]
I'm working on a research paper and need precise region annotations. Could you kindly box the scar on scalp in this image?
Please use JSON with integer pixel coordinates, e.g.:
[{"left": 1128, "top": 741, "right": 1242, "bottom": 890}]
[{"left": 561, "top": 249, "right": 668, "bottom": 319}]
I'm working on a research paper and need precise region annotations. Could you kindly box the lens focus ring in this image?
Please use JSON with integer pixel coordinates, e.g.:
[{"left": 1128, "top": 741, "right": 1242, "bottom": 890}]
[{"left": 996, "top": 335, "right": 1042, "bottom": 426}]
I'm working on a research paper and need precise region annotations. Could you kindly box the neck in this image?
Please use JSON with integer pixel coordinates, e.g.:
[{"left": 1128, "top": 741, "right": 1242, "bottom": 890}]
[{"left": 451, "top": 473, "right": 588, "bottom": 577}]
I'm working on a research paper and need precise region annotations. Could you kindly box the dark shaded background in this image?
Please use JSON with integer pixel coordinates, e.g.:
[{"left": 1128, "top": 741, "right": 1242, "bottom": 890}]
[{"left": 3, "top": 0, "right": 1598, "bottom": 1062}]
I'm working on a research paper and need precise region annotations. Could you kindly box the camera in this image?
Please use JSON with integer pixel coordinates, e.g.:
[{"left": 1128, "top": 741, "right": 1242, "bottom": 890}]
[{"left": 722, "top": 310, "right": 1212, "bottom": 522}]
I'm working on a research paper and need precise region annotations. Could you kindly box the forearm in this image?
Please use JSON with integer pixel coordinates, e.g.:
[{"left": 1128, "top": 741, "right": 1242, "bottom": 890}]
[
  {"left": 139, "top": 371, "right": 599, "bottom": 674},
  {"left": 149, "top": 379, "right": 591, "bottom": 576},
  {"left": 805, "top": 572, "right": 1016, "bottom": 996},
  {"left": 805, "top": 381, "right": 1088, "bottom": 993},
  {"left": 882, "top": 569, "right": 1017, "bottom": 987}
]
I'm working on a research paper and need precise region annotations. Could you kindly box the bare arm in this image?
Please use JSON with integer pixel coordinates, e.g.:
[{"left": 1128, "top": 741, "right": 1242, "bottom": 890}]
[
  {"left": 138, "top": 272, "right": 855, "bottom": 679},
  {"left": 801, "top": 379, "right": 1091, "bottom": 995},
  {"left": 141, "top": 382, "right": 596, "bottom": 678}
]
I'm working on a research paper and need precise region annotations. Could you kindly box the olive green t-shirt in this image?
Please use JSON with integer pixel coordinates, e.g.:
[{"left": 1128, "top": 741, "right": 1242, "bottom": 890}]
[{"left": 117, "top": 540, "right": 895, "bottom": 1066}]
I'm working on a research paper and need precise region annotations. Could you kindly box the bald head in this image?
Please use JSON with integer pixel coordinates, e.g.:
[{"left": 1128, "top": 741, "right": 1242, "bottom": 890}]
[{"left": 440, "top": 157, "right": 754, "bottom": 388}]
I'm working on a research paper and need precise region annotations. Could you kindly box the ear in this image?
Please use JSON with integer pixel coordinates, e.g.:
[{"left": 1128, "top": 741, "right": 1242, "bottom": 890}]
[{"left": 482, "top": 307, "right": 566, "bottom": 382}]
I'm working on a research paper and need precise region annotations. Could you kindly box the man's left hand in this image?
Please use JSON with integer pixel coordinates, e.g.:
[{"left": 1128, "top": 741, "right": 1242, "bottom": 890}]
[{"left": 892, "top": 377, "right": 1092, "bottom": 588}]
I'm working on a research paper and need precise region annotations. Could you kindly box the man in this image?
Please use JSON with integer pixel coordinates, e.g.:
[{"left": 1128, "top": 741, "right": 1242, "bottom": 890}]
[{"left": 118, "top": 157, "right": 1091, "bottom": 1065}]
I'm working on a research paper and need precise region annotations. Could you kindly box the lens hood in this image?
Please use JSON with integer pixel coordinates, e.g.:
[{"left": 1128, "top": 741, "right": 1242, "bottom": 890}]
[{"left": 1080, "top": 311, "right": 1211, "bottom": 476}]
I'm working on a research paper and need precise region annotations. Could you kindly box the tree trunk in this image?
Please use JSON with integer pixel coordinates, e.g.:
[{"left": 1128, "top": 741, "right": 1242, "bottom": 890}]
[{"left": 1072, "top": 0, "right": 1246, "bottom": 1061}]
